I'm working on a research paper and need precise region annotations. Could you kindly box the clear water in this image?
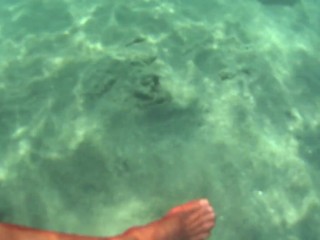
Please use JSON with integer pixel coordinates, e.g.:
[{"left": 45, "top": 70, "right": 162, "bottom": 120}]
[{"left": 0, "top": 0, "right": 319, "bottom": 239}]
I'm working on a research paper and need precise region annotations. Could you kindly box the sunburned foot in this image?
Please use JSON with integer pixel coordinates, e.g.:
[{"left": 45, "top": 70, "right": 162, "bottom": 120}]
[{"left": 120, "top": 199, "right": 215, "bottom": 240}]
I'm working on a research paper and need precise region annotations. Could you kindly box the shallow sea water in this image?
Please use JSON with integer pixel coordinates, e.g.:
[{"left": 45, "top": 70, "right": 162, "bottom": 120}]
[{"left": 0, "top": 0, "right": 319, "bottom": 239}]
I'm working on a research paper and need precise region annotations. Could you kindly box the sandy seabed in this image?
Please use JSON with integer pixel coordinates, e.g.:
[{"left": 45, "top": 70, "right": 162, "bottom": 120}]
[{"left": 0, "top": 0, "right": 319, "bottom": 239}]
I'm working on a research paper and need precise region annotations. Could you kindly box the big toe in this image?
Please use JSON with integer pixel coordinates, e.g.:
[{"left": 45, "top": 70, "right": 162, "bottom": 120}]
[{"left": 168, "top": 199, "right": 212, "bottom": 215}]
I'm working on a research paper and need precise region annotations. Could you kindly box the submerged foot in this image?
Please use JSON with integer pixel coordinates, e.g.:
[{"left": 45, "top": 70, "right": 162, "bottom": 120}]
[{"left": 121, "top": 199, "right": 215, "bottom": 240}]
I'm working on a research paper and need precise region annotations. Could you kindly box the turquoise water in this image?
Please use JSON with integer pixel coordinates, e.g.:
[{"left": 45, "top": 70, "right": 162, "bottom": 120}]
[{"left": 0, "top": 0, "right": 319, "bottom": 239}]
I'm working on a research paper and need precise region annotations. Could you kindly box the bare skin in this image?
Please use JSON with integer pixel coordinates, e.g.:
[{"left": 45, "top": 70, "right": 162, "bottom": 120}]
[{"left": 0, "top": 199, "right": 216, "bottom": 240}]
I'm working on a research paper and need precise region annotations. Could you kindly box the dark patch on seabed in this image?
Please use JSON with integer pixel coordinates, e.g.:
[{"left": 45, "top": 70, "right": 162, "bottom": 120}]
[
  {"left": 258, "top": 0, "right": 299, "bottom": 6},
  {"left": 295, "top": 123, "right": 320, "bottom": 170}
]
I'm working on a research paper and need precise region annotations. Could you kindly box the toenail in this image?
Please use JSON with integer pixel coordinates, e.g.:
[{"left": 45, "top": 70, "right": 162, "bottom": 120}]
[{"left": 200, "top": 199, "right": 209, "bottom": 205}]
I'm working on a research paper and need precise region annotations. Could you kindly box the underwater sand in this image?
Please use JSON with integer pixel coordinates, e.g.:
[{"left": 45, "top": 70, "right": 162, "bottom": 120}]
[{"left": 0, "top": 0, "right": 319, "bottom": 239}]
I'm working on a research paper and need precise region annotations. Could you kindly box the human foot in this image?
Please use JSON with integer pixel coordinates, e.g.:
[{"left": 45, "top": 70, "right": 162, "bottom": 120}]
[{"left": 121, "top": 199, "right": 215, "bottom": 240}]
